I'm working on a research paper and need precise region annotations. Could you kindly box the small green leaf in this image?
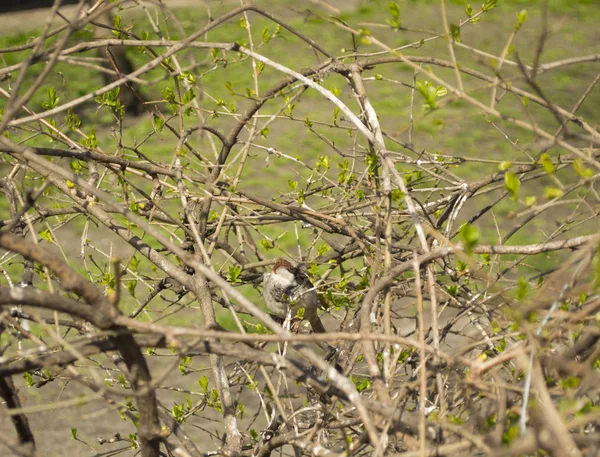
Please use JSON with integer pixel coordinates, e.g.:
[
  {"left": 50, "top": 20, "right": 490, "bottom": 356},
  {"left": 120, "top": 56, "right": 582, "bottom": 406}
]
[
  {"left": 70, "top": 160, "right": 83, "bottom": 174},
  {"left": 24, "top": 371, "right": 34, "bottom": 387},
  {"left": 316, "top": 155, "right": 330, "bottom": 172},
  {"left": 515, "top": 9, "right": 528, "bottom": 31},
  {"left": 71, "top": 428, "right": 78, "bottom": 439},
  {"left": 153, "top": 116, "right": 164, "bottom": 133},
  {"left": 127, "top": 280, "right": 137, "bottom": 297},
  {"left": 459, "top": 223, "right": 480, "bottom": 254},
  {"left": 227, "top": 265, "right": 242, "bottom": 283},
  {"left": 42, "top": 87, "right": 60, "bottom": 110},
  {"left": 544, "top": 187, "right": 564, "bottom": 199},
  {"left": 182, "top": 88, "right": 196, "bottom": 104},
  {"left": 516, "top": 277, "right": 530, "bottom": 300},
  {"left": 539, "top": 153, "right": 554, "bottom": 174},
  {"left": 260, "top": 239, "right": 274, "bottom": 250},
  {"left": 198, "top": 375, "right": 209, "bottom": 392},
  {"left": 498, "top": 161, "right": 511, "bottom": 171},
  {"left": 482, "top": 0, "right": 498, "bottom": 12},
  {"left": 261, "top": 27, "right": 271, "bottom": 43},
  {"left": 560, "top": 376, "right": 579, "bottom": 390},
  {"left": 317, "top": 243, "right": 329, "bottom": 256},
  {"left": 82, "top": 128, "right": 97, "bottom": 149},
  {"left": 65, "top": 108, "right": 81, "bottom": 130},
  {"left": 504, "top": 172, "right": 520, "bottom": 200},
  {"left": 573, "top": 159, "right": 593, "bottom": 178},
  {"left": 465, "top": 3, "right": 474, "bottom": 17},
  {"left": 388, "top": 1, "right": 400, "bottom": 19},
  {"left": 450, "top": 23, "right": 461, "bottom": 42},
  {"left": 524, "top": 195, "right": 537, "bottom": 207},
  {"left": 39, "top": 229, "right": 53, "bottom": 244}
]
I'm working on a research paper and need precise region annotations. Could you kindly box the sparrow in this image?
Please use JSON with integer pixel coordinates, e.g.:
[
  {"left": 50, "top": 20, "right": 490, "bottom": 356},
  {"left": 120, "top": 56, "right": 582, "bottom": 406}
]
[{"left": 262, "top": 258, "right": 327, "bottom": 333}]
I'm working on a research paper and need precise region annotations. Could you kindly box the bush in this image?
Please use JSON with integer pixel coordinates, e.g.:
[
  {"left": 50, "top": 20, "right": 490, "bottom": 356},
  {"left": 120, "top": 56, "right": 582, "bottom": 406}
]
[{"left": 0, "top": 1, "right": 599, "bottom": 456}]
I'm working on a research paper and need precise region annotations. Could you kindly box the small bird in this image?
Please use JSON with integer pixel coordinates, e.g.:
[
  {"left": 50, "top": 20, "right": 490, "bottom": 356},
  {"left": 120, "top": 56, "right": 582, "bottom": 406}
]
[{"left": 262, "top": 258, "right": 327, "bottom": 333}]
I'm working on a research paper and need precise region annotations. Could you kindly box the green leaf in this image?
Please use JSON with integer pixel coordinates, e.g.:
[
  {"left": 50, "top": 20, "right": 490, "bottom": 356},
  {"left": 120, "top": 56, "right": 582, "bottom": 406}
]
[
  {"left": 516, "top": 277, "right": 530, "bottom": 300},
  {"left": 317, "top": 243, "right": 329, "bottom": 256},
  {"left": 560, "top": 376, "right": 579, "bottom": 390},
  {"left": 544, "top": 187, "right": 564, "bottom": 199},
  {"left": 504, "top": 172, "right": 520, "bottom": 200},
  {"left": 24, "top": 371, "right": 34, "bottom": 387},
  {"left": 71, "top": 428, "right": 78, "bottom": 439},
  {"left": 227, "top": 265, "right": 242, "bottom": 283},
  {"left": 388, "top": 1, "right": 400, "bottom": 19},
  {"left": 42, "top": 87, "right": 60, "bottom": 110},
  {"left": 316, "top": 155, "right": 330, "bottom": 172},
  {"left": 179, "top": 71, "right": 196, "bottom": 85},
  {"left": 39, "top": 229, "right": 53, "bottom": 244},
  {"left": 465, "top": 3, "right": 474, "bottom": 17},
  {"left": 260, "top": 239, "right": 274, "bottom": 250},
  {"left": 524, "top": 195, "right": 537, "bottom": 207},
  {"left": 153, "top": 116, "right": 164, "bottom": 133},
  {"left": 573, "top": 159, "right": 593, "bottom": 178},
  {"left": 539, "top": 153, "right": 554, "bottom": 174},
  {"left": 65, "top": 108, "right": 81, "bottom": 130},
  {"left": 391, "top": 188, "right": 404, "bottom": 204},
  {"left": 515, "top": 9, "right": 528, "bottom": 31},
  {"left": 498, "top": 161, "right": 511, "bottom": 171},
  {"left": 182, "top": 88, "right": 196, "bottom": 104},
  {"left": 261, "top": 27, "right": 271, "bottom": 43},
  {"left": 482, "top": 0, "right": 498, "bottom": 12},
  {"left": 127, "top": 280, "right": 137, "bottom": 297},
  {"left": 198, "top": 375, "right": 209, "bottom": 392},
  {"left": 416, "top": 80, "right": 446, "bottom": 110},
  {"left": 70, "top": 160, "right": 83, "bottom": 174},
  {"left": 450, "top": 23, "right": 461, "bottom": 42},
  {"left": 459, "top": 223, "right": 480, "bottom": 254},
  {"left": 353, "top": 376, "right": 372, "bottom": 392},
  {"left": 288, "top": 180, "right": 298, "bottom": 191}
]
